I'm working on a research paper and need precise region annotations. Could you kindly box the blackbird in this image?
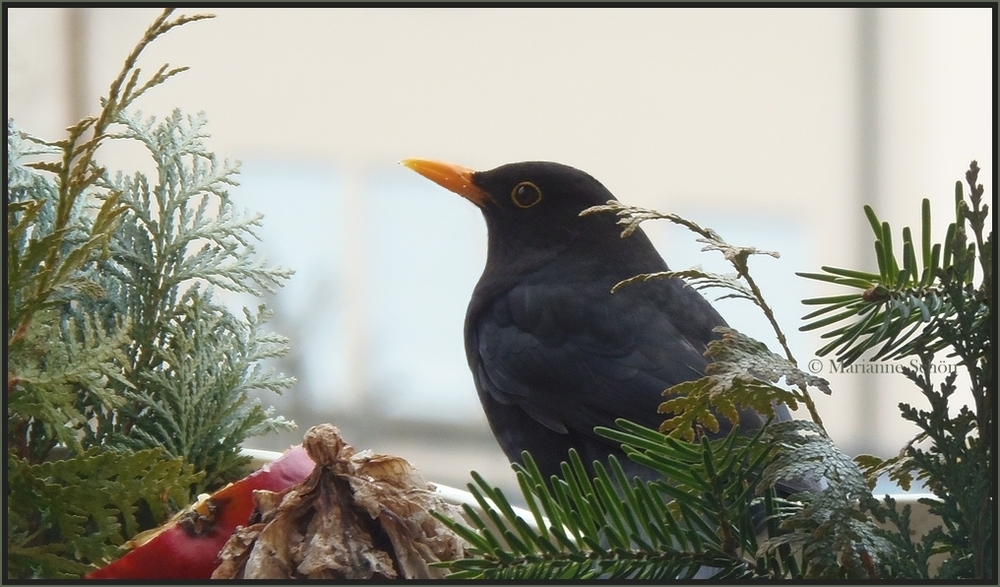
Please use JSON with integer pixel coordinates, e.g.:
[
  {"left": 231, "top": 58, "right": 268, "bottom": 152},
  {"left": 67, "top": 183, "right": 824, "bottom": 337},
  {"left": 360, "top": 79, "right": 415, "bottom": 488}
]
[{"left": 402, "top": 159, "right": 797, "bottom": 484}]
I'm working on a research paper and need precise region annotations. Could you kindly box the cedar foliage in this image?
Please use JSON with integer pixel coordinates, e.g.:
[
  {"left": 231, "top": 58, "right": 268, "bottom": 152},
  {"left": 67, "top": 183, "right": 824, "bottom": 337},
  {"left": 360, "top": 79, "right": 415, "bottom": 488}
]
[{"left": 6, "top": 10, "right": 294, "bottom": 578}]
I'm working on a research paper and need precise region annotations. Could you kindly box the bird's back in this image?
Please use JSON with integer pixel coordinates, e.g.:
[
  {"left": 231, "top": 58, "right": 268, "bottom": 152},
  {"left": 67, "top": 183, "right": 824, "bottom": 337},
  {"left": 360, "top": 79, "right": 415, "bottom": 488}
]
[{"left": 464, "top": 225, "right": 759, "bottom": 480}]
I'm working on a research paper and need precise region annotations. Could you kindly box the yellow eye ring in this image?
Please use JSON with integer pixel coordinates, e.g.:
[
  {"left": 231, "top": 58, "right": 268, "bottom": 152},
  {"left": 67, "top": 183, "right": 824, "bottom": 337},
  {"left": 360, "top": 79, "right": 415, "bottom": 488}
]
[{"left": 511, "top": 181, "right": 543, "bottom": 208}]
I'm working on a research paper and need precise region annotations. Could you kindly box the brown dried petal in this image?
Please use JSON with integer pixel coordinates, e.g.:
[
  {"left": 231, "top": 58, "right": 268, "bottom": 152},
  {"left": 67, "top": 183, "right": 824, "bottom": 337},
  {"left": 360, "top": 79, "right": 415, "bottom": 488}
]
[
  {"left": 213, "top": 425, "right": 468, "bottom": 579},
  {"left": 252, "top": 487, "right": 285, "bottom": 519},
  {"left": 296, "top": 474, "right": 396, "bottom": 579},
  {"left": 351, "top": 450, "right": 420, "bottom": 485},
  {"left": 241, "top": 514, "right": 299, "bottom": 579},
  {"left": 211, "top": 524, "right": 263, "bottom": 579}
]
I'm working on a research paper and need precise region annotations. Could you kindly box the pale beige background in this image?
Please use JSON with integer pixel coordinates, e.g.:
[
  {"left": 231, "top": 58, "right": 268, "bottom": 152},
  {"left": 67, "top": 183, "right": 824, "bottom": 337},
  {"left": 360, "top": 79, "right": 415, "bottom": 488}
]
[{"left": 7, "top": 7, "right": 992, "bottom": 494}]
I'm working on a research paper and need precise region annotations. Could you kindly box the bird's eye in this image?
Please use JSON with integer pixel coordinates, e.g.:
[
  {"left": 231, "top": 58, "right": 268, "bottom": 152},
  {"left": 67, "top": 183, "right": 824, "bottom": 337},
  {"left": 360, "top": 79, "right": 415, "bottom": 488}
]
[{"left": 510, "top": 182, "right": 542, "bottom": 208}]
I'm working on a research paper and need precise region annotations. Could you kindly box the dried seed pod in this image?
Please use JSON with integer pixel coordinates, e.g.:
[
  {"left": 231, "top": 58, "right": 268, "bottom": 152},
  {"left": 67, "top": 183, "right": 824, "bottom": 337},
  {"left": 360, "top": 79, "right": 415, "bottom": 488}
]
[{"left": 212, "top": 425, "right": 468, "bottom": 580}]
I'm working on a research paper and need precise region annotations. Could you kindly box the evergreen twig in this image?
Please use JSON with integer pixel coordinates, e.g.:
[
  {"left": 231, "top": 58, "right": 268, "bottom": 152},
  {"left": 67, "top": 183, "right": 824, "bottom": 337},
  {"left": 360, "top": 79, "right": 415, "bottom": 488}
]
[{"left": 6, "top": 10, "right": 295, "bottom": 578}]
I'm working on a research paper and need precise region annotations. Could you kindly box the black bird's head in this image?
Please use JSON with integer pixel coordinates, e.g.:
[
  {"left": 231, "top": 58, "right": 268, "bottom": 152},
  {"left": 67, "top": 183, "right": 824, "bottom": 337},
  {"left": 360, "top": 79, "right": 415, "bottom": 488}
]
[{"left": 402, "top": 159, "right": 648, "bottom": 276}]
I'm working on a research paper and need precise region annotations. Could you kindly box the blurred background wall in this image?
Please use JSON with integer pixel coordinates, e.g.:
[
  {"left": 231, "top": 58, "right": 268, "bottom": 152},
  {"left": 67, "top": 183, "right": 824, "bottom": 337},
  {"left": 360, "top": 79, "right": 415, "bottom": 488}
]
[{"left": 7, "top": 7, "right": 993, "bottom": 495}]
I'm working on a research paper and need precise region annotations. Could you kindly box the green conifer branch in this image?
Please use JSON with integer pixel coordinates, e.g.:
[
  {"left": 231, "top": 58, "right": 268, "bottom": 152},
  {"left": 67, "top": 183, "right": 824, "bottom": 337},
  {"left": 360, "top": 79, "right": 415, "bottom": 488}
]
[{"left": 6, "top": 10, "right": 296, "bottom": 578}]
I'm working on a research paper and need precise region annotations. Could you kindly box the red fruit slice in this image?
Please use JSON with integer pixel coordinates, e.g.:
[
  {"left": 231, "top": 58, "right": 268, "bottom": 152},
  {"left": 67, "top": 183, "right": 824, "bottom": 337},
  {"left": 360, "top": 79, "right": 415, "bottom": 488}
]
[{"left": 86, "top": 446, "right": 315, "bottom": 580}]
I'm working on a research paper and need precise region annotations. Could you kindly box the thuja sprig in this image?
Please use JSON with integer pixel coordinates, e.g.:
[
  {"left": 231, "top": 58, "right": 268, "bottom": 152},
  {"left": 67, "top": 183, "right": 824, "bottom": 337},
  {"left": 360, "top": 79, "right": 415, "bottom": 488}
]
[
  {"left": 581, "top": 202, "right": 826, "bottom": 432},
  {"left": 13, "top": 9, "right": 213, "bottom": 348},
  {"left": 7, "top": 9, "right": 296, "bottom": 578}
]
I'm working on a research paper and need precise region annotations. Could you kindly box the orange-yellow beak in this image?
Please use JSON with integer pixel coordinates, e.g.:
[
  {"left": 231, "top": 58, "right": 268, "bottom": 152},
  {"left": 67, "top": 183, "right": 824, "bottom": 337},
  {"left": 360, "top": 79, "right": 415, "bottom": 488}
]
[{"left": 400, "top": 159, "right": 493, "bottom": 207}]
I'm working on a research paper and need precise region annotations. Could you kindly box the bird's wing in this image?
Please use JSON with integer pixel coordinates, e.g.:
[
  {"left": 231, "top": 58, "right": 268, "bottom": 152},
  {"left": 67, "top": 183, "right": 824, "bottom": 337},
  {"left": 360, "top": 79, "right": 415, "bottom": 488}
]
[{"left": 469, "top": 276, "right": 765, "bottom": 441}]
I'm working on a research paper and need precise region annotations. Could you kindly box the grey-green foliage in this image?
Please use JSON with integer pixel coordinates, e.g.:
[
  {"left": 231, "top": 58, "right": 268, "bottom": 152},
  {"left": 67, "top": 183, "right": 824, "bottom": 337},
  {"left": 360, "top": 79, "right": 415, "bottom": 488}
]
[
  {"left": 435, "top": 202, "right": 895, "bottom": 579},
  {"left": 757, "top": 420, "right": 890, "bottom": 578},
  {"left": 79, "top": 107, "right": 296, "bottom": 488},
  {"left": 6, "top": 9, "right": 295, "bottom": 578}
]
